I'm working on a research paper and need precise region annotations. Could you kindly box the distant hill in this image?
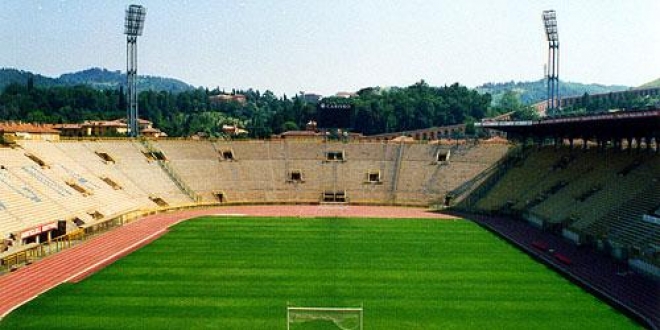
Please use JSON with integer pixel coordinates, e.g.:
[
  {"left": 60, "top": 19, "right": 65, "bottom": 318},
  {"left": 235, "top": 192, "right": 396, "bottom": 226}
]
[
  {"left": 475, "top": 79, "right": 630, "bottom": 105},
  {"left": 58, "top": 68, "right": 194, "bottom": 92},
  {"left": 0, "top": 68, "right": 60, "bottom": 90},
  {"left": 0, "top": 67, "right": 194, "bottom": 93},
  {"left": 639, "top": 78, "right": 660, "bottom": 89}
]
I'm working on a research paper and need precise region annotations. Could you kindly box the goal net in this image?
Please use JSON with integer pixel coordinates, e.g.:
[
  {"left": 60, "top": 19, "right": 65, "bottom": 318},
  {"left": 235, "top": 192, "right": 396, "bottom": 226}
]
[{"left": 287, "top": 306, "right": 363, "bottom": 330}]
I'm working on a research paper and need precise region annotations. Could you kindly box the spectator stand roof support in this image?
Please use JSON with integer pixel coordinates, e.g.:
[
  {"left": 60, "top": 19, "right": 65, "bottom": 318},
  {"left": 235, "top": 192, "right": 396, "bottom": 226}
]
[{"left": 476, "top": 109, "right": 660, "bottom": 152}]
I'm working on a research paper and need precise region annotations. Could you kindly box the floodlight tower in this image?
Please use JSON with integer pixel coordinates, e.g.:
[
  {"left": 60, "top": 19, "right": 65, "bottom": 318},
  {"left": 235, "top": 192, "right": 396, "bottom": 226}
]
[
  {"left": 124, "top": 5, "right": 146, "bottom": 137},
  {"left": 543, "top": 10, "right": 560, "bottom": 116}
]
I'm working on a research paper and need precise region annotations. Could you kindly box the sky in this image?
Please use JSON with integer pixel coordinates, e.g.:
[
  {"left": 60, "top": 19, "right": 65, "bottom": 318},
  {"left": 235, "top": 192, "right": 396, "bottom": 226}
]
[{"left": 1, "top": 0, "right": 659, "bottom": 96}]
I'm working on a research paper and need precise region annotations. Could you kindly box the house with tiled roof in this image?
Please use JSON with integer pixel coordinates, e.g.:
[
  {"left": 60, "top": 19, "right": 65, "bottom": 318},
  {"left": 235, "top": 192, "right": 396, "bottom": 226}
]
[
  {"left": 53, "top": 118, "right": 165, "bottom": 138},
  {"left": 0, "top": 122, "right": 61, "bottom": 142}
]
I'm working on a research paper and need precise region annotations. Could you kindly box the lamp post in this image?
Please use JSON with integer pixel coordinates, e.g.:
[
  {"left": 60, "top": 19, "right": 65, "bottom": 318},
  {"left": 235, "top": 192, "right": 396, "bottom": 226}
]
[
  {"left": 124, "top": 4, "right": 146, "bottom": 137},
  {"left": 542, "top": 10, "right": 559, "bottom": 116}
]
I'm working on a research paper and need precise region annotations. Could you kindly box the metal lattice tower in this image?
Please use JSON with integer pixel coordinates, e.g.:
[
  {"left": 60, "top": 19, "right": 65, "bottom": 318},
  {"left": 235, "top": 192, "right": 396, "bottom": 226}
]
[
  {"left": 543, "top": 10, "right": 559, "bottom": 116},
  {"left": 124, "top": 5, "right": 146, "bottom": 137}
]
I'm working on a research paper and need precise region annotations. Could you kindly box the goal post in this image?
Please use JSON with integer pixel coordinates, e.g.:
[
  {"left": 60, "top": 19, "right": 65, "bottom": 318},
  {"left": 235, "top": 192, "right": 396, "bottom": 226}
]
[{"left": 287, "top": 305, "right": 363, "bottom": 330}]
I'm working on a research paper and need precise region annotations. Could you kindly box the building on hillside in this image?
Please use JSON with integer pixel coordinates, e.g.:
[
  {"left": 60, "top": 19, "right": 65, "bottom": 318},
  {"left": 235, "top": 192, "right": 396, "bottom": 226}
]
[
  {"left": 53, "top": 124, "right": 87, "bottom": 137},
  {"left": 209, "top": 94, "right": 247, "bottom": 105},
  {"left": 141, "top": 127, "right": 167, "bottom": 138},
  {"left": 335, "top": 91, "right": 357, "bottom": 99},
  {"left": 305, "top": 120, "right": 318, "bottom": 131},
  {"left": 130, "top": 118, "right": 166, "bottom": 138},
  {"left": 0, "top": 122, "right": 61, "bottom": 142},
  {"left": 57, "top": 119, "right": 127, "bottom": 137},
  {"left": 222, "top": 125, "right": 248, "bottom": 136},
  {"left": 302, "top": 93, "right": 323, "bottom": 103},
  {"left": 53, "top": 118, "right": 165, "bottom": 138}
]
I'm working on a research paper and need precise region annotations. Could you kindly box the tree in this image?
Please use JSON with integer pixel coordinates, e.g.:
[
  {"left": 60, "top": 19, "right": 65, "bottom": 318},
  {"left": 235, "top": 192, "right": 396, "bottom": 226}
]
[
  {"left": 510, "top": 106, "right": 539, "bottom": 120},
  {"left": 27, "top": 74, "right": 34, "bottom": 92},
  {"left": 491, "top": 90, "right": 538, "bottom": 120},
  {"left": 281, "top": 121, "right": 299, "bottom": 132},
  {"left": 1, "top": 78, "right": 504, "bottom": 137}
]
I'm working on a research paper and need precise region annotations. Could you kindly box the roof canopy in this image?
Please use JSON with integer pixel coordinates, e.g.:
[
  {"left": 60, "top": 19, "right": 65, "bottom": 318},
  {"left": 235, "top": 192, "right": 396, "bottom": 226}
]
[{"left": 477, "top": 109, "right": 660, "bottom": 140}]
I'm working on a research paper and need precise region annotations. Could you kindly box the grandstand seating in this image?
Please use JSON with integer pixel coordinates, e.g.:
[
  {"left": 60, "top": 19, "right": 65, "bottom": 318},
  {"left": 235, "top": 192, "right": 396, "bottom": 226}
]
[
  {"left": 0, "top": 140, "right": 209, "bottom": 246},
  {"left": 0, "top": 140, "right": 508, "bottom": 244},
  {"left": 0, "top": 147, "right": 71, "bottom": 232},
  {"left": 472, "top": 146, "right": 660, "bottom": 265},
  {"left": 157, "top": 140, "right": 509, "bottom": 205},
  {"left": 88, "top": 141, "right": 193, "bottom": 205},
  {"left": 7, "top": 138, "right": 654, "bottom": 265}
]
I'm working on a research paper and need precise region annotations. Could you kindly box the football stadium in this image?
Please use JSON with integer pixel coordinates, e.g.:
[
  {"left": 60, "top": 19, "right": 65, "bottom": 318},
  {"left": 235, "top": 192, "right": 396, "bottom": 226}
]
[
  {"left": 0, "top": 114, "right": 658, "bottom": 329},
  {"left": 1, "top": 3, "right": 659, "bottom": 330}
]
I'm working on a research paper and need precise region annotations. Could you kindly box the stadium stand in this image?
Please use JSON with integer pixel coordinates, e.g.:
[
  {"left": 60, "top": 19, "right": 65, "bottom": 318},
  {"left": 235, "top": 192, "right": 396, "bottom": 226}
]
[
  {"left": 88, "top": 141, "right": 193, "bottom": 205},
  {"left": 155, "top": 140, "right": 508, "bottom": 206},
  {"left": 0, "top": 147, "right": 70, "bottom": 231},
  {"left": 19, "top": 141, "right": 142, "bottom": 218},
  {"left": 469, "top": 146, "right": 659, "bottom": 270},
  {"left": 457, "top": 110, "right": 660, "bottom": 328},
  {"left": 2, "top": 109, "right": 657, "bottom": 328},
  {"left": 0, "top": 132, "right": 657, "bottom": 328},
  {"left": 0, "top": 139, "right": 507, "bottom": 248},
  {"left": 0, "top": 140, "right": 212, "bottom": 253}
]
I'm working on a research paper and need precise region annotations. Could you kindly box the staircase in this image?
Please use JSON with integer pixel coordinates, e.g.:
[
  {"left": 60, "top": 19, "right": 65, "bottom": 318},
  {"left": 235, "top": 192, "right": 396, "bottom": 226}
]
[
  {"left": 390, "top": 143, "right": 405, "bottom": 204},
  {"left": 139, "top": 139, "right": 201, "bottom": 203},
  {"left": 452, "top": 145, "right": 525, "bottom": 210}
]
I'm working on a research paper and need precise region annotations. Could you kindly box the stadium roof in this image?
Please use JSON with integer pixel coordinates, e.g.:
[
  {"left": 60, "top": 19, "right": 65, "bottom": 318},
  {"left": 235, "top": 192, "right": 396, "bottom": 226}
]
[{"left": 476, "top": 109, "right": 660, "bottom": 140}]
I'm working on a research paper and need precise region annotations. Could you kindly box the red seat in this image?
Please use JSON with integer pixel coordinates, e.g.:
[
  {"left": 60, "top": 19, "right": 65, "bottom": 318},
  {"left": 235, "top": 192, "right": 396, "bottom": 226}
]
[
  {"left": 554, "top": 253, "right": 572, "bottom": 265},
  {"left": 532, "top": 241, "right": 548, "bottom": 251}
]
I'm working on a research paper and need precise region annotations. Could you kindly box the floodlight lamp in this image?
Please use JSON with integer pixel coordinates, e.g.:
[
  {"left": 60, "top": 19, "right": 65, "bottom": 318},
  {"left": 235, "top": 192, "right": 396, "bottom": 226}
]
[
  {"left": 124, "top": 5, "right": 147, "bottom": 36},
  {"left": 542, "top": 10, "right": 556, "bottom": 24},
  {"left": 542, "top": 10, "right": 558, "bottom": 42},
  {"left": 544, "top": 20, "right": 557, "bottom": 30}
]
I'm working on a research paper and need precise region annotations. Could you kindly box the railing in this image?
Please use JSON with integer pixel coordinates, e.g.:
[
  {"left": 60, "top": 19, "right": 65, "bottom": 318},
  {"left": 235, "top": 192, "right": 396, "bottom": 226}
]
[
  {"left": 1, "top": 229, "right": 86, "bottom": 273},
  {"left": 139, "top": 139, "right": 201, "bottom": 202},
  {"left": 447, "top": 162, "right": 499, "bottom": 203},
  {"left": 160, "top": 161, "right": 201, "bottom": 202},
  {"left": 451, "top": 145, "right": 527, "bottom": 210},
  {"left": 0, "top": 203, "right": 219, "bottom": 275},
  {"left": 390, "top": 143, "right": 405, "bottom": 203}
]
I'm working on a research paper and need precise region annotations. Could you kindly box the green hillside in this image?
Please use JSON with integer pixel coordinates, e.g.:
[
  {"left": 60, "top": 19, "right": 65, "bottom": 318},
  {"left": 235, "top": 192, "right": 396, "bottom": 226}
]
[
  {"left": 475, "top": 79, "right": 629, "bottom": 105},
  {"left": 0, "top": 68, "right": 59, "bottom": 90},
  {"left": 639, "top": 78, "right": 660, "bottom": 89},
  {"left": 0, "top": 67, "right": 193, "bottom": 93},
  {"left": 58, "top": 68, "right": 194, "bottom": 92}
]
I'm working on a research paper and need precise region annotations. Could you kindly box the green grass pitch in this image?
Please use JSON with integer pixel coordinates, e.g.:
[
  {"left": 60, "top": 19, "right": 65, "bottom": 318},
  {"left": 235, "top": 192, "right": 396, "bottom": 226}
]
[{"left": 0, "top": 216, "right": 638, "bottom": 329}]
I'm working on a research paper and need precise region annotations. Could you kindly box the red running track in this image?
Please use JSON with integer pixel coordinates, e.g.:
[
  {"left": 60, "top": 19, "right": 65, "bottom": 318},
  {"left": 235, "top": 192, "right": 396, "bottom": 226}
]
[{"left": 0, "top": 205, "right": 452, "bottom": 318}]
